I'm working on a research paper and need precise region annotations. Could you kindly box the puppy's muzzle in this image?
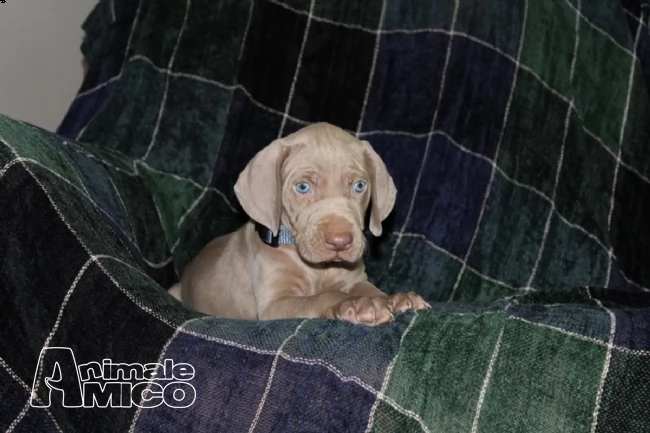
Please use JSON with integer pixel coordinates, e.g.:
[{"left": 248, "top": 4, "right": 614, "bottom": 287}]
[
  {"left": 322, "top": 220, "right": 353, "bottom": 252},
  {"left": 294, "top": 201, "right": 365, "bottom": 264}
]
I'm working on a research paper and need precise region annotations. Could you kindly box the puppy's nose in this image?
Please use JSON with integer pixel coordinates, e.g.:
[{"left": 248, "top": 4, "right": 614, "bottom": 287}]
[{"left": 325, "top": 232, "right": 353, "bottom": 252}]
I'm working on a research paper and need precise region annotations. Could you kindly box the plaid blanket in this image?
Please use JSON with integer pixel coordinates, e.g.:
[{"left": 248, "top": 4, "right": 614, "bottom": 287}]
[{"left": 2, "top": 0, "right": 650, "bottom": 431}]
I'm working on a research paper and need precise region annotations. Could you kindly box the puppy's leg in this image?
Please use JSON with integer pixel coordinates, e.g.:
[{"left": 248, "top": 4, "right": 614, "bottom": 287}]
[
  {"left": 344, "top": 281, "right": 431, "bottom": 318},
  {"left": 258, "top": 281, "right": 430, "bottom": 326},
  {"left": 259, "top": 289, "right": 395, "bottom": 326},
  {"left": 386, "top": 291, "right": 431, "bottom": 312}
]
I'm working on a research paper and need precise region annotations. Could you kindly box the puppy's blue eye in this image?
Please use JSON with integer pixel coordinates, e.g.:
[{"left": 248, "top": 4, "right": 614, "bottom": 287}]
[
  {"left": 295, "top": 182, "right": 311, "bottom": 194},
  {"left": 353, "top": 180, "right": 367, "bottom": 193}
]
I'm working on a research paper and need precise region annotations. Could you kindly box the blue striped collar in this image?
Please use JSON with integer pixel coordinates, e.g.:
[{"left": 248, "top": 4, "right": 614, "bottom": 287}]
[{"left": 256, "top": 223, "right": 295, "bottom": 247}]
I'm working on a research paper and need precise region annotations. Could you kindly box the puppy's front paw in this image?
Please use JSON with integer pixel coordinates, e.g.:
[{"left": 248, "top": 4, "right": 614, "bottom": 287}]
[
  {"left": 333, "top": 296, "right": 394, "bottom": 326},
  {"left": 387, "top": 292, "right": 431, "bottom": 313}
]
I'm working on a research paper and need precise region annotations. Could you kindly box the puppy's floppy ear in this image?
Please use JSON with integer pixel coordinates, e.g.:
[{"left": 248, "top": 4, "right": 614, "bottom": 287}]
[
  {"left": 234, "top": 139, "right": 289, "bottom": 237},
  {"left": 362, "top": 141, "right": 397, "bottom": 237}
]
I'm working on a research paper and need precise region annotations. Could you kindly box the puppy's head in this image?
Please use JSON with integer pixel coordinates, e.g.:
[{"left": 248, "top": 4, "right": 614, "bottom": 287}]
[{"left": 234, "top": 123, "right": 396, "bottom": 264}]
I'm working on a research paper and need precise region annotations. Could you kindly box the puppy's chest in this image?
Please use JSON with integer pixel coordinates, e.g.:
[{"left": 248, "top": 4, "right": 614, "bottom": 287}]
[{"left": 303, "top": 265, "right": 362, "bottom": 295}]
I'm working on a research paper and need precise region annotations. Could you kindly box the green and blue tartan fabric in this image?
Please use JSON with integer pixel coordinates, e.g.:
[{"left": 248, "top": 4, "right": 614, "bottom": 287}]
[{"left": 1, "top": 0, "right": 650, "bottom": 431}]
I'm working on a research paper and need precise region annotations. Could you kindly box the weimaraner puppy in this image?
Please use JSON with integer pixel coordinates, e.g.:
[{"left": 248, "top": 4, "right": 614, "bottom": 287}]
[{"left": 169, "top": 122, "right": 430, "bottom": 325}]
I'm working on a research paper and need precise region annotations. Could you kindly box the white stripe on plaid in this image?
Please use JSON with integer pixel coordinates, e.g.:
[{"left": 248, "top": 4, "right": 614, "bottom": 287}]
[
  {"left": 6, "top": 143, "right": 648, "bottom": 309},
  {"left": 278, "top": 0, "right": 315, "bottom": 138},
  {"left": 94, "top": 253, "right": 164, "bottom": 281},
  {"left": 66, "top": 163, "right": 93, "bottom": 201},
  {"left": 508, "top": 295, "right": 650, "bottom": 357},
  {"left": 0, "top": 137, "right": 177, "bottom": 329},
  {"left": 3, "top": 128, "right": 644, "bottom": 433},
  {"left": 7, "top": 258, "right": 94, "bottom": 433},
  {"left": 80, "top": 54, "right": 313, "bottom": 131},
  {"left": 563, "top": 0, "right": 639, "bottom": 59},
  {"left": 238, "top": 0, "right": 256, "bottom": 63},
  {"left": 570, "top": 0, "right": 582, "bottom": 83},
  {"left": 267, "top": 0, "right": 370, "bottom": 33},
  {"left": 178, "top": 325, "right": 432, "bottom": 431},
  {"left": 33, "top": 259, "right": 93, "bottom": 380},
  {"left": 388, "top": 0, "right": 461, "bottom": 269},
  {"left": 74, "top": 87, "right": 110, "bottom": 144},
  {"left": 4, "top": 215, "right": 645, "bottom": 407},
  {"left": 128, "top": 326, "right": 185, "bottom": 433},
  {"left": 0, "top": 356, "right": 63, "bottom": 433},
  {"left": 142, "top": 0, "right": 192, "bottom": 161},
  {"left": 167, "top": 113, "right": 646, "bottom": 288},
  {"left": 40, "top": 0, "right": 650, "bottom": 296},
  {"left": 525, "top": 0, "right": 582, "bottom": 290},
  {"left": 248, "top": 320, "right": 308, "bottom": 433},
  {"left": 268, "top": 0, "right": 640, "bottom": 62},
  {"left": 623, "top": 6, "right": 648, "bottom": 27},
  {"left": 76, "top": 75, "right": 121, "bottom": 99},
  {"left": 3, "top": 148, "right": 645, "bottom": 297},
  {"left": 508, "top": 310, "right": 607, "bottom": 340},
  {"left": 382, "top": 128, "right": 646, "bottom": 188},
  {"left": 364, "top": 312, "right": 422, "bottom": 433},
  {"left": 65, "top": 140, "right": 235, "bottom": 268},
  {"left": 581, "top": 127, "right": 650, "bottom": 186},
  {"left": 138, "top": 160, "right": 238, "bottom": 257},
  {"left": 120, "top": 0, "right": 143, "bottom": 71},
  {"left": 147, "top": 178, "right": 179, "bottom": 261},
  {"left": 129, "top": 133, "right": 518, "bottom": 291},
  {"left": 605, "top": 16, "right": 644, "bottom": 285},
  {"left": 470, "top": 326, "right": 506, "bottom": 433},
  {"left": 356, "top": 0, "right": 387, "bottom": 136},
  {"left": 524, "top": 102, "right": 572, "bottom": 290},
  {"left": 68, "top": 128, "right": 239, "bottom": 220},
  {"left": 177, "top": 306, "right": 650, "bottom": 360},
  {"left": 110, "top": 0, "right": 116, "bottom": 23},
  {"left": 586, "top": 292, "right": 617, "bottom": 433},
  {"left": 171, "top": 193, "right": 207, "bottom": 241},
  {"left": 0, "top": 158, "right": 21, "bottom": 178},
  {"left": 108, "top": 174, "right": 140, "bottom": 247},
  {"left": 509, "top": 315, "right": 604, "bottom": 350},
  {"left": 74, "top": 61, "right": 650, "bottom": 205},
  {"left": 448, "top": 0, "right": 530, "bottom": 301},
  {"left": 61, "top": 139, "right": 136, "bottom": 176},
  {"left": 513, "top": 309, "right": 648, "bottom": 354},
  {"left": 416, "top": 128, "right": 620, "bottom": 261},
  {"left": 165, "top": 0, "right": 257, "bottom": 250},
  {"left": 398, "top": 232, "right": 522, "bottom": 292},
  {"left": 22, "top": 246, "right": 635, "bottom": 430},
  {"left": 129, "top": 54, "right": 236, "bottom": 90},
  {"left": 4, "top": 155, "right": 171, "bottom": 269},
  {"left": 613, "top": 345, "right": 650, "bottom": 357},
  {"left": 79, "top": 35, "right": 650, "bottom": 193},
  {"left": 432, "top": 310, "right": 504, "bottom": 318},
  {"left": 132, "top": 158, "right": 238, "bottom": 213},
  {"left": 74, "top": 2, "right": 650, "bottom": 195},
  {"left": 93, "top": 254, "right": 181, "bottom": 307},
  {"left": 76, "top": 0, "right": 144, "bottom": 141},
  {"left": 132, "top": 46, "right": 632, "bottom": 194}
]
